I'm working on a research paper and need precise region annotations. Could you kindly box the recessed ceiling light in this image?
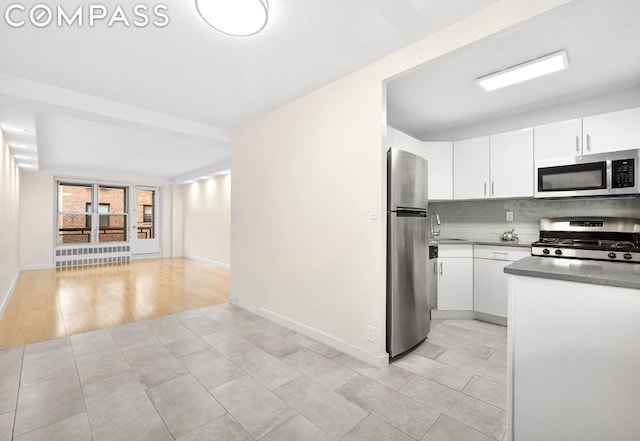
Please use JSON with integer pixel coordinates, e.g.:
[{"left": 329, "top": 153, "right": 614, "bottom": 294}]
[
  {"left": 2, "top": 126, "right": 27, "bottom": 133},
  {"left": 13, "top": 154, "right": 37, "bottom": 161},
  {"left": 195, "top": 0, "right": 268, "bottom": 36},
  {"left": 9, "top": 144, "right": 33, "bottom": 150},
  {"left": 476, "top": 50, "right": 569, "bottom": 92}
]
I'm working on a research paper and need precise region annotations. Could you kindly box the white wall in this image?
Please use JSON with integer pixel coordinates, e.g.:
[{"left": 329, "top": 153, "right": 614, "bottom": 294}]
[
  {"left": 181, "top": 175, "right": 231, "bottom": 267},
  {"left": 230, "top": 0, "right": 570, "bottom": 365},
  {"left": 0, "top": 130, "right": 21, "bottom": 314},
  {"left": 171, "top": 184, "right": 184, "bottom": 257},
  {"left": 19, "top": 171, "right": 55, "bottom": 269}
]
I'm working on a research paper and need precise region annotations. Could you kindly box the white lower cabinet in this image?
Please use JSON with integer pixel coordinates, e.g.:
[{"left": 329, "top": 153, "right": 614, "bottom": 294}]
[
  {"left": 437, "top": 245, "right": 473, "bottom": 311},
  {"left": 473, "top": 246, "right": 530, "bottom": 318},
  {"left": 473, "top": 258, "right": 509, "bottom": 317}
]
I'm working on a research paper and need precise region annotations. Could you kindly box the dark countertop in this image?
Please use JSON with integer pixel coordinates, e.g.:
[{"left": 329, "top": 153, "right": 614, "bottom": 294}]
[
  {"left": 504, "top": 256, "right": 640, "bottom": 289},
  {"left": 436, "top": 239, "right": 530, "bottom": 248}
]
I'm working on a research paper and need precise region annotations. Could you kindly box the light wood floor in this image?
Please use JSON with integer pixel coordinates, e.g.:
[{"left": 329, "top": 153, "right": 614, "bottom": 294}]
[{"left": 0, "top": 258, "right": 230, "bottom": 350}]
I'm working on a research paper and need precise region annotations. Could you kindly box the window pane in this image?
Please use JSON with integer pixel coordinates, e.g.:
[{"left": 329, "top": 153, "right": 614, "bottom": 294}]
[
  {"left": 58, "top": 214, "right": 91, "bottom": 244},
  {"left": 99, "top": 186, "right": 126, "bottom": 213},
  {"left": 137, "top": 190, "right": 155, "bottom": 239},
  {"left": 86, "top": 203, "right": 110, "bottom": 228},
  {"left": 58, "top": 184, "right": 91, "bottom": 212},
  {"left": 98, "top": 215, "right": 127, "bottom": 243}
]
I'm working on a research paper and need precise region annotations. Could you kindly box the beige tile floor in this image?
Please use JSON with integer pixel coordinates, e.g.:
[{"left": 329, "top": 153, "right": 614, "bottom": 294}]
[{"left": 0, "top": 305, "right": 507, "bottom": 441}]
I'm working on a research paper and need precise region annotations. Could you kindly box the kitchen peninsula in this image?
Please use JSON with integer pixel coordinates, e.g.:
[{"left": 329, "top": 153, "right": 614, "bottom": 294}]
[{"left": 504, "top": 257, "right": 640, "bottom": 441}]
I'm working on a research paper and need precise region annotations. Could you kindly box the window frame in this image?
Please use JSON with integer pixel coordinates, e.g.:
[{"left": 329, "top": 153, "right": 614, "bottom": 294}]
[{"left": 56, "top": 180, "right": 129, "bottom": 246}]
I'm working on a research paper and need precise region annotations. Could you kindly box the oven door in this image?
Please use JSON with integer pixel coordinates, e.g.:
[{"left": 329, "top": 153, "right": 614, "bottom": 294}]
[{"left": 535, "top": 150, "right": 640, "bottom": 198}]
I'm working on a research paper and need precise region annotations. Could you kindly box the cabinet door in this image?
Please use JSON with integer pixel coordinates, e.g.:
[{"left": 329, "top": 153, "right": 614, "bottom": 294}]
[
  {"left": 473, "top": 258, "right": 508, "bottom": 318},
  {"left": 453, "top": 136, "right": 490, "bottom": 200},
  {"left": 437, "top": 257, "right": 473, "bottom": 311},
  {"left": 490, "top": 129, "right": 534, "bottom": 198},
  {"left": 388, "top": 127, "right": 423, "bottom": 157},
  {"left": 422, "top": 141, "right": 453, "bottom": 200},
  {"left": 583, "top": 107, "right": 640, "bottom": 154},
  {"left": 534, "top": 119, "right": 582, "bottom": 160}
]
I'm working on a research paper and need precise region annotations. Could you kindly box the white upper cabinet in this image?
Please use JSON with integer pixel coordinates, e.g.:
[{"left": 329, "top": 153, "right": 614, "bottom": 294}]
[
  {"left": 490, "top": 128, "right": 534, "bottom": 198},
  {"left": 388, "top": 127, "right": 422, "bottom": 157},
  {"left": 453, "top": 136, "right": 490, "bottom": 200},
  {"left": 422, "top": 141, "right": 453, "bottom": 200},
  {"left": 388, "top": 127, "right": 454, "bottom": 201},
  {"left": 582, "top": 107, "right": 640, "bottom": 154},
  {"left": 535, "top": 107, "right": 640, "bottom": 160},
  {"left": 534, "top": 118, "right": 582, "bottom": 161}
]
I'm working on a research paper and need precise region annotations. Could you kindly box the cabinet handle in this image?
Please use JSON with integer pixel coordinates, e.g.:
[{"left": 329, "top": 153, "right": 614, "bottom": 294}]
[
  {"left": 484, "top": 182, "right": 487, "bottom": 197},
  {"left": 575, "top": 136, "right": 580, "bottom": 153},
  {"left": 491, "top": 181, "right": 495, "bottom": 196},
  {"left": 586, "top": 134, "right": 591, "bottom": 152},
  {"left": 439, "top": 262, "right": 443, "bottom": 275}
]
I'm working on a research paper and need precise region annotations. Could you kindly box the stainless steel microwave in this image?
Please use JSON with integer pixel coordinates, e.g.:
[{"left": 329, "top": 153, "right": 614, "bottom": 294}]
[{"left": 535, "top": 149, "right": 640, "bottom": 198}]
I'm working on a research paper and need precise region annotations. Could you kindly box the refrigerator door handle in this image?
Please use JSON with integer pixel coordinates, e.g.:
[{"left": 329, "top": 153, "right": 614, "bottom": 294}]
[{"left": 439, "top": 262, "right": 443, "bottom": 275}]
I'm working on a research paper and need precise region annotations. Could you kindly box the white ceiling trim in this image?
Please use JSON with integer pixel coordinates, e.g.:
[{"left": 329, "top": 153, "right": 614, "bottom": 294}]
[
  {"left": 47, "top": 165, "right": 171, "bottom": 186},
  {"left": 0, "top": 72, "right": 230, "bottom": 143}
]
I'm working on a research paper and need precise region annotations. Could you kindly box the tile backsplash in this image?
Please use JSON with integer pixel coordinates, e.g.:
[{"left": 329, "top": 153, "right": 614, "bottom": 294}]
[{"left": 430, "top": 197, "right": 640, "bottom": 244}]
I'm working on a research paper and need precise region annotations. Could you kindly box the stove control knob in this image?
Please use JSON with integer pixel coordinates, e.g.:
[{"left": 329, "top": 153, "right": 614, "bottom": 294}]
[
  {"left": 543, "top": 248, "right": 550, "bottom": 255},
  {"left": 624, "top": 253, "right": 633, "bottom": 260},
  {"left": 554, "top": 249, "right": 563, "bottom": 255},
  {"left": 608, "top": 252, "right": 617, "bottom": 259}
]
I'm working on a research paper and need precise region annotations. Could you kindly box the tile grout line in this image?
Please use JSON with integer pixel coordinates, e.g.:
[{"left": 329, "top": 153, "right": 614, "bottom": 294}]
[
  {"left": 69, "top": 336, "right": 96, "bottom": 441},
  {"left": 10, "top": 346, "right": 25, "bottom": 441}
]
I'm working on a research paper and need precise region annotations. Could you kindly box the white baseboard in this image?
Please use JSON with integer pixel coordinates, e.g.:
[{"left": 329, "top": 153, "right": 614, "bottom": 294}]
[
  {"left": 229, "top": 295, "right": 389, "bottom": 368},
  {"left": 21, "top": 264, "right": 55, "bottom": 271},
  {"left": 184, "top": 255, "right": 231, "bottom": 270},
  {"left": 475, "top": 311, "right": 508, "bottom": 327},
  {"left": 131, "top": 253, "right": 161, "bottom": 261},
  {"left": 431, "top": 310, "right": 476, "bottom": 320},
  {"left": 431, "top": 309, "right": 507, "bottom": 327},
  {"left": 0, "top": 270, "right": 20, "bottom": 318}
]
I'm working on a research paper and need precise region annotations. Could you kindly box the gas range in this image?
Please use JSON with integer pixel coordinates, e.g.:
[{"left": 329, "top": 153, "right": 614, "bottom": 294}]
[{"left": 531, "top": 217, "right": 640, "bottom": 263}]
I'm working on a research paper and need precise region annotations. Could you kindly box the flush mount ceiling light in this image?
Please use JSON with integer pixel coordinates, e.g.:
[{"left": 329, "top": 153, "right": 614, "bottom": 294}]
[
  {"left": 476, "top": 50, "right": 569, "bottom": 92},
  {"left": 195, "top": 0, "right": 268, "bottom": 36}
]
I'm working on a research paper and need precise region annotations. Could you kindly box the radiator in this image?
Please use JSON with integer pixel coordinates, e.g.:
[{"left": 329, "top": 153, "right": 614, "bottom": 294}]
[{"left": 55, "top": 245, "right": 131, "bottom": 268}]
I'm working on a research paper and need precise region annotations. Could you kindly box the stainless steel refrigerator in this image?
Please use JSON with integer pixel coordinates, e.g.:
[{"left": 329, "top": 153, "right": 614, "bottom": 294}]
[{"left": 387, "top": 148, "right": 431, "bottom": 358}]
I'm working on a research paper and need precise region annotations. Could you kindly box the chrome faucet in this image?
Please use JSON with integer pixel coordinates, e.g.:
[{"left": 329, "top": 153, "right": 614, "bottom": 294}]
[{"left": 430, "top": 212, "right": 441, "bottom": 238}]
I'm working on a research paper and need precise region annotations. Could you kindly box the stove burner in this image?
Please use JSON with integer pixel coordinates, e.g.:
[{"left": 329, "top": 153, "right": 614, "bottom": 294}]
[
  {"left": 598, "top": 240, "right": 636, "bottom": 250},
  {"left": 533, "top": 217, "right": 640, "bottom": 263}
]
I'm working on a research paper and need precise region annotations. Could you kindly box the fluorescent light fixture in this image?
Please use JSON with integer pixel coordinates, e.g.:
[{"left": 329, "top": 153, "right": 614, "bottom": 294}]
[
  {"left": 195, "top": 0, "right": 268, "bottom": 36},
  {"left": 476, "top": 50, "right": 569, "bottom": 92},
  {"left": 18, "top": 163, "right": 38, "bottom": 169}
]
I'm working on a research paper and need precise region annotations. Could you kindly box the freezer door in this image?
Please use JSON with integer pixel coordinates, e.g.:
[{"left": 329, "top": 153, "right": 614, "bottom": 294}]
[
  {"left": 388, "top": 148, "right": 428, "bottom": 211},
  {"left": 387, "top": 212, "right": 429, "bottom": 358}
]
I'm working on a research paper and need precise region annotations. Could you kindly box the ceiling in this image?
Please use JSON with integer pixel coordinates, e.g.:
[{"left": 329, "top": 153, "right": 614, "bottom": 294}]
[
  {"left": 0, "top": 0, "right": 503, "bottom": 181},
  {"left": 387, "top": 0, "right": 640, "bottom": 140}
]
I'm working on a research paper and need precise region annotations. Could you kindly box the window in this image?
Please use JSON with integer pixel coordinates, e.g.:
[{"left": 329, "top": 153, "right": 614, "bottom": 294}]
[
  {"left": 86, "top": 203, "right": 110, "bottom": 228},
  {"left": 57, "top": 182, "right": 128, "bottom": 245},
  {"left": 143, "top": 205, "right": 153, "bottom": 223}
]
